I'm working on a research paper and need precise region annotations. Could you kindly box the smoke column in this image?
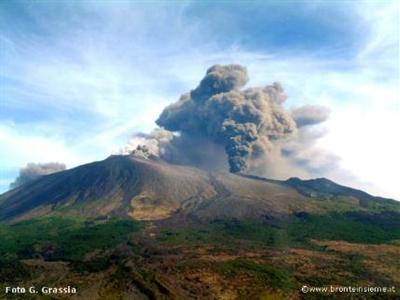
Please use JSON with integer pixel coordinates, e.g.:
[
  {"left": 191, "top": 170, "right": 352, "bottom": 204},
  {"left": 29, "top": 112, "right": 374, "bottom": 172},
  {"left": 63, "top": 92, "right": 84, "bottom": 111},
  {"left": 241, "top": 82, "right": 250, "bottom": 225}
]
[
  {"left": 10, "top": 162, "right": 66, "bottom": 188},
  {"left": 156, "top": 64, "right": 297, "bottom": 173},
  {"left": 124, "top": 64, "right": 332, "bottom": 178}
]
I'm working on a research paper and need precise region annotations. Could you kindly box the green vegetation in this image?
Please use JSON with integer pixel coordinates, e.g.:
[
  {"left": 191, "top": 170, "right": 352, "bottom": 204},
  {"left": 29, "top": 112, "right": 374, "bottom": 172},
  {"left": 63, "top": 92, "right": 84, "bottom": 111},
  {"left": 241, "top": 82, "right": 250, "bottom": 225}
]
[
  {"left": 156, "top": 221, "right": 289, "bottom": 248},
  {"left": 0, "top": 216, "right": 141, "bottom": 284},
  {"left": 0, "top": 212, "right": 399, "bottom": 299},
  {"left": 212, "top": 259, "right": 294, "bottom": 289},
  {"left": 367, "top": 201, "right": 400, "bottom": 213},
  {"left": 308, "top": 196, "right": 361, "bottom": 212},
  {"left": 304, "top": 194, "right": 400, "bottom": 214},
  {"left": 156, "top": 212, "right": 400, "bottom": 248},
  {"left": 288, "top": 213, "right": 400, "bottom": 244},
  {"left": 0, "top": 217, "right": 141, "bottom": 262},
  {"left": 177, "top": 258, "right": 294, "bottom": 291}
]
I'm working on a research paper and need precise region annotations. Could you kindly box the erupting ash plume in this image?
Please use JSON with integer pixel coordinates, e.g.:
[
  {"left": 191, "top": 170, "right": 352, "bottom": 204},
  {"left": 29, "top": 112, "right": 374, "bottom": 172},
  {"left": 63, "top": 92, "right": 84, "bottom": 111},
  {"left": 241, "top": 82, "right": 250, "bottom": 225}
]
[
  {"left": 10, "top": 162, "right": 66, "bottom": 188},
  {"left": 124, "top": 64, "right": 332, "bottom": 177},
  {"left": 119, "top": 128, "right": 174, "bottom": 159},
  {"left": 156, "top": 64, "right": 296, "bottom": 172}
]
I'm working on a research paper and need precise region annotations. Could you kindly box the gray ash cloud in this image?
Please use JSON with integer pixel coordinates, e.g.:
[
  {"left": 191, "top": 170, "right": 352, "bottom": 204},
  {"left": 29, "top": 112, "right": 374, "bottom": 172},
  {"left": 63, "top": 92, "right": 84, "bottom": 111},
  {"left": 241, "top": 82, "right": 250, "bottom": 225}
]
[
  {"left": 125, "top": 64, "right": 333, "bottom": 178},
  {"left": 10, "top": 162, "right": 66, "bottom": 189},
  {"left": 156, "top": 64, "right": 297, "bottom": 172},
  {"left": 292, "top": 105, "right": 330, "bottom": 128}
]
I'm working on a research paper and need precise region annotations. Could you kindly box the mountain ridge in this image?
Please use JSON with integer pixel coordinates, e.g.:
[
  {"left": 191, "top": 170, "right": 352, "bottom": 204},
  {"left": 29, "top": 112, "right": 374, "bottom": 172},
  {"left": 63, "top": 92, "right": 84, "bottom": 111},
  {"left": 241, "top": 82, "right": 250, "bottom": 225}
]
[
  {"left": 0, "top": 155, "right": 397, "bottom": 223},
  {"left": 1, "top": 155, "right": 400, "bottom": 300},
  {"left": 285, "top": 176, "right": 396, "bottom": 206}
]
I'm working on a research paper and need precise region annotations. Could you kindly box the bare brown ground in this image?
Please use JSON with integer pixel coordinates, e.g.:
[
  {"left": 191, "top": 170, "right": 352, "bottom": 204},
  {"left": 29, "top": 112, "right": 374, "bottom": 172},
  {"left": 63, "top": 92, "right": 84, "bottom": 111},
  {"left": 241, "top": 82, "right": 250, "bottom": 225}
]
[{"left": 7, "top": 240, "right": 399, "bottom": 300}]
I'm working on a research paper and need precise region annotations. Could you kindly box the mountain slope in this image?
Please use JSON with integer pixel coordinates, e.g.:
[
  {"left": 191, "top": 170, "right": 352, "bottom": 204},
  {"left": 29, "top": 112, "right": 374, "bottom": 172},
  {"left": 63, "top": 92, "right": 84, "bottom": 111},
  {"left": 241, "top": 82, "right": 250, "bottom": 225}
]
[
  {"left": 1, "top": 156, "right": 400, "bottom": 299},
  {"left": 0, "top": 155, "right": 398, "bottom": 223},
  {"left": 285, "top": 177, "right": 396, "bottom": 206},
  {"left": 0, "top": 155, "right": 311, "bottom": 223}
]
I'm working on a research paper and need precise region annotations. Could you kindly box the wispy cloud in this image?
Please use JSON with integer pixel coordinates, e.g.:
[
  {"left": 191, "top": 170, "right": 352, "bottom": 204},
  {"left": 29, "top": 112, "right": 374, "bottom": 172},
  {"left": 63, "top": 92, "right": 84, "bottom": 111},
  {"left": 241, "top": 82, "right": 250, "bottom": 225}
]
[{"left": 0, "top": 1, "right": 398, "bottom": 198}]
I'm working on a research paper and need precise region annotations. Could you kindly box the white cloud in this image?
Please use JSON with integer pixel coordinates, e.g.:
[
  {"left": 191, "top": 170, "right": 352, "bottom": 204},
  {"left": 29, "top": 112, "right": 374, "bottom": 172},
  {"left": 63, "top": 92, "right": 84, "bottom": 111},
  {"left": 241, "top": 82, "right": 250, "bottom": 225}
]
[
  {"left": 1, "top": 1, "right": 398, "bottom": 199},
  {"left": 0, "top": 123, "right": 81, "bottom": 171}
]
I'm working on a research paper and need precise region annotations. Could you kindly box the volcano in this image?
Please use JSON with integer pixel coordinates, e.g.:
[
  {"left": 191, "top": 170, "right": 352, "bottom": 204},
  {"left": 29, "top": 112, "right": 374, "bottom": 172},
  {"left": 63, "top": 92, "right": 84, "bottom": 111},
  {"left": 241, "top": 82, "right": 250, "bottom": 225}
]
[
  {"left": 0, "top": 154, "right": 396, "bottom": 224},
  {"left": 1, "top": 155, "right": 399, "bottom": 299}
]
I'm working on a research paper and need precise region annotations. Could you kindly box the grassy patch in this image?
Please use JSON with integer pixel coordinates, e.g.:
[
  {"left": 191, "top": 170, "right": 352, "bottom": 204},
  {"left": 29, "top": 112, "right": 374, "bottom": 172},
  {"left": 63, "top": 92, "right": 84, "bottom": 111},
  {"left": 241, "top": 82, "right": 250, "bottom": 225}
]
[
  {"left": 156, "top": 221, "right": 291, "bottom": 249},
  {"left": 0, "top": 217, "right": 141, "bottom": 262},
  {"left": 287, "top": 213, "right": 400, "bottom": 244},
  {"left": 367, "top": 201, "right": 400, "bottom": 213},
  {"left": 213, "top": 259, "right": 294, "bottom": 289},
  {"left": 156, "top": 212, "right": 400, "bottom": 249},
  {"left": 308, "top": 196, "right": 361, "bottom": 213}
]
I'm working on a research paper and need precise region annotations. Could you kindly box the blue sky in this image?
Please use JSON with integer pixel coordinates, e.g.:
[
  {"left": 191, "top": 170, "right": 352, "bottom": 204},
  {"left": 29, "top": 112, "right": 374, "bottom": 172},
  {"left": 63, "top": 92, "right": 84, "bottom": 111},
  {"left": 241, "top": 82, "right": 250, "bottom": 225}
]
[{"left": 0, "top": 0, "right": 399, "bottom": 198}]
